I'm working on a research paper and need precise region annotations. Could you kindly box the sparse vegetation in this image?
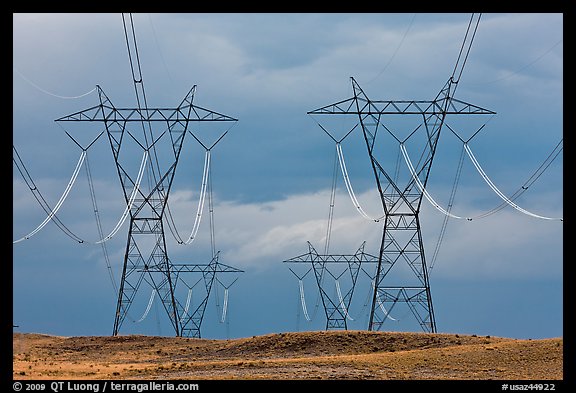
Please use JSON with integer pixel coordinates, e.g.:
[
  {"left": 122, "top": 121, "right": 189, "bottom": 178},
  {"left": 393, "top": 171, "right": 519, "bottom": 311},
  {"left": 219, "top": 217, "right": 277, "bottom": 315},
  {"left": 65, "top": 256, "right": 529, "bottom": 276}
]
[{"left": 13, "top": 331, "right": 562, "bottom": 380}]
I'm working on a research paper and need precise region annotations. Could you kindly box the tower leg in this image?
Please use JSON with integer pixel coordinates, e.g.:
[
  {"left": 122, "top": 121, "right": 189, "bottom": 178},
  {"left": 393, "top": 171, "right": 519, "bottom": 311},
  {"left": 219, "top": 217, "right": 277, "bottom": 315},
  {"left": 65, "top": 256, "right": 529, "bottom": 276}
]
[
  {"left": 369, "top": 214, "right": 436, "bottom": 333},
  {"left": 112, "top": 219, "right": 180, "bottom": 336}
]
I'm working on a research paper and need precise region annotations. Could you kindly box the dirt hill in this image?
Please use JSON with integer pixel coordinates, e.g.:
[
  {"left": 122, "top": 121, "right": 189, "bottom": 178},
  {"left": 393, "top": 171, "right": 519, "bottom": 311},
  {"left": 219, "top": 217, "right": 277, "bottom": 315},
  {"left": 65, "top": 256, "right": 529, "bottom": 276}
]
[{"left": 12, "top": 330, "right": 563, "bottom": 380}]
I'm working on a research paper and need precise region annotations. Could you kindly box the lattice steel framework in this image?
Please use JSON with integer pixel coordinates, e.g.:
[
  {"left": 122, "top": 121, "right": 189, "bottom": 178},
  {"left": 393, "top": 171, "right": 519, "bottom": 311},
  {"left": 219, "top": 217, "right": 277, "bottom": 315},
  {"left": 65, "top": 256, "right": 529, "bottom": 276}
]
[
  {"left": 56, "top": 85, "right": 239, "bottom": 337},
  {"left": 147, "top": 252, "right": 243, "bottom": 338},
  {"left": 308, "top": 76, "right": 495, "bottom": 332},
  {"left": 284, "top": 241, "right": 379, "bottom": 330}
]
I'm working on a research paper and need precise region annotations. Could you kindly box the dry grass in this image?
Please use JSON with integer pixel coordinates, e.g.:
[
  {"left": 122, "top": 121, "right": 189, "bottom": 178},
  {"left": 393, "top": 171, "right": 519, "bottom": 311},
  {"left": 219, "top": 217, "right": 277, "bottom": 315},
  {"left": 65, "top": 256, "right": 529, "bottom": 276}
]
[{"left": 12, "top": 330, "right": 563, "bottom": 380}]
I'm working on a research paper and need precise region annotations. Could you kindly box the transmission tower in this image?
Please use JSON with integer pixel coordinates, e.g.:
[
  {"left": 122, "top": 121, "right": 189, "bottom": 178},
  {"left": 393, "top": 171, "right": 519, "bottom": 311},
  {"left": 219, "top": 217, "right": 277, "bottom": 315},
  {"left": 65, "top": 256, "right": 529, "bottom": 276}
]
[
  {"left": 284, "top": 241, "right": 379, "bottom": 330},
  {"left": 55, "top": 14, "right": 242, "bottom": 337},
  {"left": 308, "top": 76, "right": 495, "bottom": 332},
  {"left": 304, "top": 14, "right": 495, "bottom": 333}
]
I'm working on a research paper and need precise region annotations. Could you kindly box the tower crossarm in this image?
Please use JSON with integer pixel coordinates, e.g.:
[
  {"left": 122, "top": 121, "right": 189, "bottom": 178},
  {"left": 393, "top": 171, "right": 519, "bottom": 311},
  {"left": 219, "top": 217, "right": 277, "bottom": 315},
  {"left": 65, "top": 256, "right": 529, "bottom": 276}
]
[
  {"left": 55, "top": 105, "right": 238, "bottom": 123},
  {"left": 169, "top": 263, "right": 244, "bottom": 274},
  {"left": 55, "top": 86, "right": 238, "bottom": 124},
  {"left": 309, "top": 77, "right": 495, "bottom": 117},
  {"left": 283, "top": 250, "right": 380, "bottom": 265},
  {"left": 308, "top": 98, "right": 495, "bottom": 116},
  {"left": 143, "top": 252, "right": 244, "bottom": 274},
  {"left": 284, "top": 242, "right": 381, "bottom": 330}
]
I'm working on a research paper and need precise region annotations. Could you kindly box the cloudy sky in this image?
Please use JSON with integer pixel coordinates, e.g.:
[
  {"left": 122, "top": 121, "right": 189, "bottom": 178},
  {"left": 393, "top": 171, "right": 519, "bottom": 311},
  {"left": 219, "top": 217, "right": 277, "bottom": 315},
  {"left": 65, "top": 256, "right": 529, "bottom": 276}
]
[{"left": 13, "top": 13, "right": 563, "bottom": 340}]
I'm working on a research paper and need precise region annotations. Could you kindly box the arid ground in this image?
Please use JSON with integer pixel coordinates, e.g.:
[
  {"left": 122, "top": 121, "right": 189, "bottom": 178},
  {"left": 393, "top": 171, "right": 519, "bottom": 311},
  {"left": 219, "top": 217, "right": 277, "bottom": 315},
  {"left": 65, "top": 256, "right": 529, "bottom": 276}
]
[{"left": 12, "top": 330, "right": 562, "bottom": 380}]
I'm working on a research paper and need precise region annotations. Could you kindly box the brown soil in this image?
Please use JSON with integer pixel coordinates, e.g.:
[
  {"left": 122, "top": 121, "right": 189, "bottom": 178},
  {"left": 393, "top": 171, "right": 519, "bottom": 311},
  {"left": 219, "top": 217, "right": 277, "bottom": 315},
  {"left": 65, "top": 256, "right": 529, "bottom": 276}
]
[{"left": 12, "top": 330, "right": 563, "bottom": 380}]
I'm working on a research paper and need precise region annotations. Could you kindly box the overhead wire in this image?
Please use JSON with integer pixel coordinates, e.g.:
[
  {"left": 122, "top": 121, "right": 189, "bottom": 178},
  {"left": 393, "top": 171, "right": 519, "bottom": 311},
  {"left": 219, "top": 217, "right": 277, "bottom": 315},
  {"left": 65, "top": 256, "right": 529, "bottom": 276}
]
[
  {"left": 214, "top": 276, "right": 238, "bottom": 324},
  {"left": 179, "top": 150, "right": 211, "bottom": 245},
  {"left": 164, "top": 149, "right": 211, "bottom": 245},
  {"left": 122, "top": 13, "right": 164, "bottom": 203},
  {"left": 207, "top": 155, "right": 217, "bottom": 258},
  {"left": 13, "top": 150, "right": 87, "bottom": 243},
  {"left": 13, "top": 145, "right": 84, "bottom": 243},
  {"left": 335, "top": 280, "right": 354, "bottom": 321},
  {"left": 136, "top": 288, "right": 156, "bottom": 323},
  {"left": 366, "top": 13, "right": 417, "bottom": 84},
  {"left": 376, "top": 294, "right": 398, "bottom": 321},
  {"left": 147, "top": 14, "right": 174, "bottom": 85},
  {"left": 176, "top": 274, "right": 208, "bottom": 325},
  {"left": 15, "top": 13, "right": 240, "bottom": 334},
  {"left": 401, "top": 143, "right": 468, "bottom": 220},
  {"left": 324, "top": 145, "right": 339, "bottom": 255},
  {"left": 371, "top": 280, "right": 397, "bottom": 321},
  {"left": 474, "top": 39, "right": 563, "bottom": 85},
  {"left": 452, "top": 13, "right": 482, "bottom": 86},
  {"left": 96, "top": 149, "right": 149, "bottom": 243},
  {"left": 179, "top": 288, "right": 193, "bottom": 323},
  {"left": 464, "top": 143, "right": 562, "bottom": 221},
  {"left": 402, "top": 141, "right": 562, "bottom": 222},
  {"left": 13, "top": 139, "right": 152, "bottom": 246},
  {"left": 337, "top": 143, "right": 385, "bottom": 222},
  {"left": 221, "top": 288, "right": 229, "bottom": 323},
  {"left": 164, "top": 201, "right": 183, "bottom": 243},
  {"left": 298, "top": 279, "right": 312, "bottom": 321},
  {"left": 13, "top": 66, "right": 97, "bottom": 99},
  {"left": 467, "top": 139, "right": 563, "bottom": 220},
  {"left": 429, "top": 143, "right": 466, "bottom": 272},
  {"left": 289, "top": 267, "right": 317, "bottom": 323},
  {"left": 426, "top": 12, "right": 561, "bottom": 274},
  {"left": 84, "top": 151, "right": 118, "bottom": 292},
  {"left": 312, "top": 143, "right": 344, "bottom": 323},
  {"left": 358, "top": 274, "right": 376, "bottom": 325}
]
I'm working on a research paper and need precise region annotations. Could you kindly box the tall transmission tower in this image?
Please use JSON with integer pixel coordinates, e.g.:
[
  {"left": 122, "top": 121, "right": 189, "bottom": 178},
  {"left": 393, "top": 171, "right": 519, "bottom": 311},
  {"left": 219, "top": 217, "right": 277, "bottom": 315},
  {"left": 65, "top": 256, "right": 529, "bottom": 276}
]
[
  {"left": 55, "top": 14, "right": 242, "bottom": 337},
  {"left": 302, "top": 14, "right": 495, "bottom": 333}
]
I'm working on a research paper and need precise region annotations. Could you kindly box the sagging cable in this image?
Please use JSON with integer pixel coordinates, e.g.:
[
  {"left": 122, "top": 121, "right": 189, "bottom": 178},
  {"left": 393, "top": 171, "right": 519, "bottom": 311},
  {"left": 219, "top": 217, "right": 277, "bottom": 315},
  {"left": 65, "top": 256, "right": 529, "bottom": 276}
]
[
  {"left": 136, "top": 288, "right": 156, "bottom": 323},
  {"left": 298, "top": 279, "right": 312, "bottom": 321},
  {"left": 220, "top": 288, "right": 229, "bottom": 323},
  {"left": 13, "top": 145, "right": 84, "bottom": 243},
  {"left": 96, "top": 150, "right": 149, "bottom": 243},
  {"left": 372, "top": 281, "right": 397, "bottom": 321},
  {"left": 400, "top": 143, "right": 470, "bottom": 220},
  {"left": 181, "top": 150, "right": 211, "bottom": 245},
  {"left": 376, "top": 294, "right": 398, "bottom": 321},
  {"left": 469, "top": 138, "right": 563, "bottom": 220},
  {"left": 464, "top": 143, "right": 562, "bottom": 221},
  {"left": 335, "top": 280, "right": 354, "bottom": 321},
  {"left": 337, "top": 143, "right": 385, "bottom": 222},
  {"left": 14, "top": 66, "right": 97, "bottom": 99},
  {"left": 180, "top": 288, "right": 193, "bottom": 323},
  {"left": 14, "top": 150, "right": 87, "bottom": 243},
  {"left": 215, "top": 276, "right": 238, "bottom": 324}
]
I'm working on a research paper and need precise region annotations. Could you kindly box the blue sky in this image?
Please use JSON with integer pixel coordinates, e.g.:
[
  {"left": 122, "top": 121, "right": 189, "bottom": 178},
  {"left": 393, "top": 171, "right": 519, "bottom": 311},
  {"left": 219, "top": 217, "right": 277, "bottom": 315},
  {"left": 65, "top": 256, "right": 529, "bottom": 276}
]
[{"left": 13, "top": 13, "right": 563, "bottom": 340}]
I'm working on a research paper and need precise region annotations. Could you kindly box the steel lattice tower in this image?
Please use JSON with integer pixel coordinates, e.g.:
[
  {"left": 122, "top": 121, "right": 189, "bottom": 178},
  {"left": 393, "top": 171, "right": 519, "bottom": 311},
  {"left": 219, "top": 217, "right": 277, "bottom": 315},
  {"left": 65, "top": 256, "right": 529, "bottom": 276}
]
[
  {"left": 284, "top": 242, "right": 379, "bottom": 330},
  {"left": 56, "top": 85, "right": 240, "bottom": 337},
  {"left": 52, "top": 14, "right": 242, "bottom": 338},
  {"left": 308, "top": 76, "right": 495, "bottom": 332},
  {"left": 147, "top": 252, "right": 243, "bottom": 338}
]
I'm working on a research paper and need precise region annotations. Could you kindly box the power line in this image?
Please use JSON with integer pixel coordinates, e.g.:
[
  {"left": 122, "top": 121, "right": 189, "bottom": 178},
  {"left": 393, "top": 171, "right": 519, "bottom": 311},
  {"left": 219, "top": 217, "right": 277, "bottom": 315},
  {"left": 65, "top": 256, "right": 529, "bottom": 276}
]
[
  {"left": 429, "top": 143, "right": 466, "bottom": 273},
  {"left": 464, "top": 142, "right": 562, "bottom": 221},
  {"left": 84, "top": 152, "right": 118, "bottom": 293},
  {"left": 13, "top": 149, "right": 87, "bottom": 243},
  {"left": 474, "top": 39, "right": 563, "bottom": 85},
  {"left": 13, "top": 67, "right": 96, "bottom": 99},
  {"left": 452, "top": 13, "right": 482, "bottom": 85},
  {"left": 366, "top": 13, "right": 417, "bottom": 84},
  {"left": 13, "top": 145, "right": 85, "bottom": 243}
]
